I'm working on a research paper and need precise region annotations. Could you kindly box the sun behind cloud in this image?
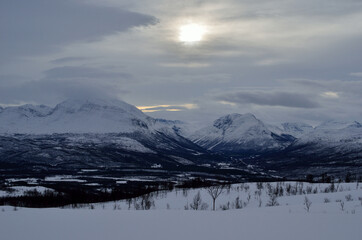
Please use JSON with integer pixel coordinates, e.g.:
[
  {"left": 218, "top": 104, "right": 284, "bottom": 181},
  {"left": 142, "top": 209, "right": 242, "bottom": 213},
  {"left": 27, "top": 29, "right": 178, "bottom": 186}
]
[{"left": 178, "top": 23, "right": 207, "bottom": 43}]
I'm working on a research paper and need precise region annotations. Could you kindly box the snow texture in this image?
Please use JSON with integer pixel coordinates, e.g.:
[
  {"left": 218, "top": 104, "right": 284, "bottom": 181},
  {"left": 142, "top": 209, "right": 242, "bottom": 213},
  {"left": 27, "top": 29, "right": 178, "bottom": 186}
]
[{"left": 0, "top": 182, "right": 361, "bottom": 240}]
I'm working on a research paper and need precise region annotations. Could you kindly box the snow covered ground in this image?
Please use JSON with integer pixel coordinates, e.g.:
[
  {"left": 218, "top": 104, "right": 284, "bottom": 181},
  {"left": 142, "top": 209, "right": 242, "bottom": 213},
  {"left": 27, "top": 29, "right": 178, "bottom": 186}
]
[{"left": 0, "top": 182, "right": 361, "bottom": 240}]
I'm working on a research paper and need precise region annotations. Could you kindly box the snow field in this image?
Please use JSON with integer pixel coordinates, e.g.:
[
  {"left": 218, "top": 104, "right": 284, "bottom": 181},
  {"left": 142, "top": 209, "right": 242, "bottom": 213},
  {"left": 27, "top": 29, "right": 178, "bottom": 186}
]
[{"left": 1, "top": 182, "right": 361, "bottom": 240}]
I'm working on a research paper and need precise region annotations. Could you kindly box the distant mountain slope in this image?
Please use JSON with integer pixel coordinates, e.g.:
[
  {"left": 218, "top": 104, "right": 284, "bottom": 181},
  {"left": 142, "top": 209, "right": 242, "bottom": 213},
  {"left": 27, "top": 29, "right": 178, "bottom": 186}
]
[
  {"left": 281, "top": 122, "right": 314, "bottom": 138},
  {"left": 190, "top": 113, "right": 294, "bottom": 154},
  {"left": 0, "top": 98, "right": 242, "bottom": 175},
  {"left": 251, "top": 120, "right": 362, "bottom": 177},
  {"left": 0, "top": 99, "right": 361, "bottom": 179},
  {"left": 292, "top": 120, "right": 362, "bottom": 147},
  {"left": 0, "top": 99, "right": 156, "bottom": 134}
]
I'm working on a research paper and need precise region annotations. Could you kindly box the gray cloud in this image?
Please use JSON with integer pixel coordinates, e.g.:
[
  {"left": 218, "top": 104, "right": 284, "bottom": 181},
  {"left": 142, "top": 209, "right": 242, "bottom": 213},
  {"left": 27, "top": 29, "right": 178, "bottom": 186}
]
[
  {"left": 0, "top": 0, "right": 157, "bottom": 63},
  {"left": 0, "top": 67, "right": 130, "bottom": 105},
  {"left": 216, "top": 91, "right": 320, "bottom": 108},
  {"left": 50, "top": 57, "right": 89, "bottom": 64},
  {"left": 44, "top": 66, "right": 132, "bottom": 80}
]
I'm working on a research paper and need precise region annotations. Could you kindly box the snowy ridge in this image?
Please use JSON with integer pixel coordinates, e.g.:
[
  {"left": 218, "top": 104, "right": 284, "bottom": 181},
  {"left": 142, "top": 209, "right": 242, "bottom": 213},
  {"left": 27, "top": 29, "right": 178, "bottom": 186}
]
[
  {"left": 0, "top": 98, "right": 181, "bottom": 135},
  {"left": 0, "top": 98, "right": 195, "bottom": 154},
  {"left": 0, "top": 98, "right": 361, "bottom": 158},
  {"left": 295, "top": 120, "right": 362, "bottom": 145},
  {"left": 190, "top": 113, "right": 292, "bottom": 153}
]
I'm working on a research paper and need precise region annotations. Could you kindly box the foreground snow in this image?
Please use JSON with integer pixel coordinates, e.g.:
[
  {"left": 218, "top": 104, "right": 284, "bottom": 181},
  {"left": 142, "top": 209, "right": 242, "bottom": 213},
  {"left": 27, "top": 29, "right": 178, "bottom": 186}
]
[
  {"left": 0, "top": 206, "right": 361, "bottom": 240},
  {"left": 0, "top": 182, "right": 361, "bottom": 240}
]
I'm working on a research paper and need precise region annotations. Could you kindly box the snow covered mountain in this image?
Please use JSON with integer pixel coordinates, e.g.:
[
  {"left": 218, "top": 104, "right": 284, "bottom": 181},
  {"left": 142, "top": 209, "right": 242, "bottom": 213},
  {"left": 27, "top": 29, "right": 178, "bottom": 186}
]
[
  {"left": 0, "top": 98, "right": 236, "bottom": 173},
  {"left": 254, "top": 120, "right": 362, "bottom": 178},
  {"left": 0, "top": 98, "right": 176, "bottom": 134},
  {"left": 190, "top": 113, "right": 293, "bottom": 154},
  {"left": 281, "top": 122, "right": 314, "bottom": 138},
  {"left": 293, "top": 120, "right": 362, "bottom": 146},
  {"left": 0, "top": 99, "right": 361, "bottom": 178}
]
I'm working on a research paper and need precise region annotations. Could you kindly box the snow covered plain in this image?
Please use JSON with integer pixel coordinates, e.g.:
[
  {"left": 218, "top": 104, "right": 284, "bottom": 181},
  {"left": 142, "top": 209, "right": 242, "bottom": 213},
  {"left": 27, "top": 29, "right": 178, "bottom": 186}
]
[{"left": 1, "top": 182, "right": 361, "bottom": 240}]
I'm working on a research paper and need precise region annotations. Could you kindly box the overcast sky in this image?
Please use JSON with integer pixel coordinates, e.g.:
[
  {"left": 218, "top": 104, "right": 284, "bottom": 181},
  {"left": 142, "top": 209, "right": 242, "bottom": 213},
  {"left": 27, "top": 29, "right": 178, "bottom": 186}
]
[{"left": 1, "top": 0, "right": 362, "bottom": 125}]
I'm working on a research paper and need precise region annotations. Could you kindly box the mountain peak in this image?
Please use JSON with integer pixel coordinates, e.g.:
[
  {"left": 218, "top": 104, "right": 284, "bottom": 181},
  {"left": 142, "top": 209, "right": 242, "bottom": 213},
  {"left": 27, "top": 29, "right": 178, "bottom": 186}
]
[
  {"left": 191, "top": 112, "right": 293, "bottom": 153},
  {"left": 52, "top": 98, "right": 145, "bottom": 118},
  {"left": 213, "top": 113, "right": 257, "bottom": 130}
]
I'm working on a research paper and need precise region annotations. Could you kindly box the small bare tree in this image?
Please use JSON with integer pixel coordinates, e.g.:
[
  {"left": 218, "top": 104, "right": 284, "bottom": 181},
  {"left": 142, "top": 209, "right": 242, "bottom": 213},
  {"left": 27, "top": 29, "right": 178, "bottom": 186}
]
[
  {"left": 207, "top": 185, "right": 224, "bottom": 211},
  {"left": 234, "top": 196, "right": 243, "bottom": 209},
  {"left": 266, "top": 193, "right": 279, "bottom": 207},
  {"left": 304, "top": 196, "right": 312, "bottom": 212},
  {"left": 340, "top": 201, "right": 345, "bottom": 211},
  {"left": 190, "top": 191, "right": 202, "bottom": 210}
]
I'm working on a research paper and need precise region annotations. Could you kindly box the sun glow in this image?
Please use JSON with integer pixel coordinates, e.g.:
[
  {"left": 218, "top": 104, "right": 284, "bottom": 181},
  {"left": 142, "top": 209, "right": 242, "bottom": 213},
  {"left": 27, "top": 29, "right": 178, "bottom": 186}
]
[{"left": 178, "top": 23, "right": 206, "bottom": 43}]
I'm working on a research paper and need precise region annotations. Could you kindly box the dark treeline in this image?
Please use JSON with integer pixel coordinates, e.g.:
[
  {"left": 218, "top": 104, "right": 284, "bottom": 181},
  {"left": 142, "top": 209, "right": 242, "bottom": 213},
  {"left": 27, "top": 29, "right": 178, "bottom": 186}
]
[
  {"left": 0, "top": 182, "right": 173, "bottom": 208},
  {"left": 0, "top": 172, "right": 359, "bottom": 208}
]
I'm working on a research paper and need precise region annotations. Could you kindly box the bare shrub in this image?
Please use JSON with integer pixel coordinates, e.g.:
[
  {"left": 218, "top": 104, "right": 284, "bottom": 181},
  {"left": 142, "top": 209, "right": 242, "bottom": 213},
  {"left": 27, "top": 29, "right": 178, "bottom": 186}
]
[
  {"left": 303, "top": 196, "right": 312, "bottom": 212},
  {"left": 345, "top": 194, "right": 353, "bottom": 201},
  {"left": 200, "top": 203, "right": 209, "bottom": 210},
  {"left": 126, "top": 199, "right": 132, "bottom": 210},
  {"left": 220, "top": 202, "right": 230, "bottom": 211},
  {"left": 254, "top": 189, "right": 262, "bottom": 200},
  {"left": 225, "top": 185, "right": 231, "bottom": 195},
  {"left": 182, "top": 189, "right": 188, "bottom": 197},
  {"left": 298, "top": 182, "right": 304, "bottom": 195},
  {"left": 324, "top": 198, "right": 330, "bottom": 203},
  {"left": 256, "top": 182, "right": 264, "bottom": 190},
  {"left": 266, "top": 193, "right": 279, "bottom": 207},
  {"left": 340, "top": 201, "right": 345, "bottom": 211},
  {"left": 286, "top": 183, "right": 292, "bottom": 196},
  {"left": 133, "top": 194, "right": 154, "bottom": 210},
  {"left": 329, "top": 183, "right": 335, "bottom": 192},
  {"left": 190, "top": 191, "right": 202, "bottom": 210},
  {"left": 234, "top": 196, "right": 243, "bottom": 209},
  {"left": 247, "top": 193, "right": 251, "bottom": 203}
]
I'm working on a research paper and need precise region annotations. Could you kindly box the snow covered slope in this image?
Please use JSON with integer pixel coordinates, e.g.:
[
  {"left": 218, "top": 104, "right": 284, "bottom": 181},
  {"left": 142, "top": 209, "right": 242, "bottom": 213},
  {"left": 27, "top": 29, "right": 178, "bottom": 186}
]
[
  {"left": 0, "top": 98, "right": 170, "bottom": 134},
  {"left": 253, "top": 120, "right": 362, "bottom": 178},
  {"left": 190, "top": 113, "right": 293, "bottom": 154},
  {"left": 281, "top": 122, "right": 314, "bottom": 137},
  {"left": 0, "top": 98, "right": 219, "bottom": 170},
  {"left": 1, "top": 99, "right": 361, "bottom": 177},
  {"left": 292, "top": 120, "right": 362, "bottom": 147}
]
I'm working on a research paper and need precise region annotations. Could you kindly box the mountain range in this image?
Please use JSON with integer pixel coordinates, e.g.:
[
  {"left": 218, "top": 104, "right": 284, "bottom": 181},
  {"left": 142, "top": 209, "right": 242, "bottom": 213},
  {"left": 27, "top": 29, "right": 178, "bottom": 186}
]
[{"left": 0, "top": 98, "right": 361, "bottom": 179}]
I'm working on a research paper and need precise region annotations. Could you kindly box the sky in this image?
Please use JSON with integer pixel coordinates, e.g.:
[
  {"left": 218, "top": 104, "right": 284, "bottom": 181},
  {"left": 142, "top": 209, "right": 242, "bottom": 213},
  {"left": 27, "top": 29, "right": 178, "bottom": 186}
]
[{"left": 1, "top": 0, "right": 362, "bottom": 125}]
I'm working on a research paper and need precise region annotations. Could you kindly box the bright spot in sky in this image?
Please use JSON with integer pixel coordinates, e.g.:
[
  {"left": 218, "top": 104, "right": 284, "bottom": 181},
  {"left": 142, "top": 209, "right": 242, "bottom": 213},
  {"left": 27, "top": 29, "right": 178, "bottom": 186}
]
[
  {"left": 321, "top": 91, "right": 339, "bottom": 98},
  {"left": 178, "top": 23, "right": 206, "bottom": 43}
]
